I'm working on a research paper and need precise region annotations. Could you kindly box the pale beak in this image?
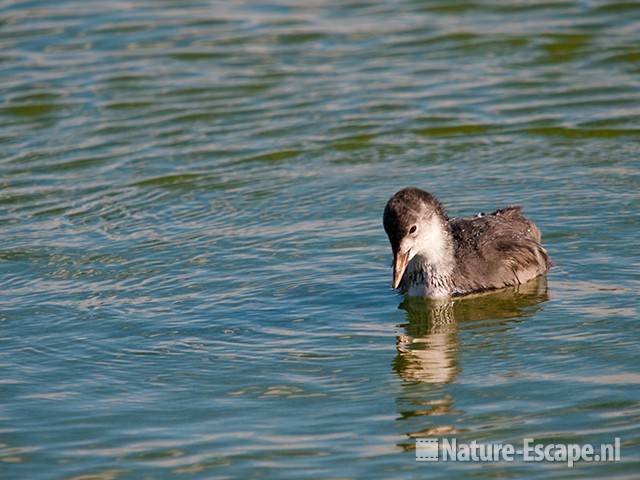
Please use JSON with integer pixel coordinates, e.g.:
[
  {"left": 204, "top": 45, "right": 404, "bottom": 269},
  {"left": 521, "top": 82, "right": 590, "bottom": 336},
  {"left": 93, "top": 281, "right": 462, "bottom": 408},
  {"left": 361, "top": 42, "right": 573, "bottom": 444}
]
[{"left": 392, "top": 250, "right": 410, "bottom": 289}]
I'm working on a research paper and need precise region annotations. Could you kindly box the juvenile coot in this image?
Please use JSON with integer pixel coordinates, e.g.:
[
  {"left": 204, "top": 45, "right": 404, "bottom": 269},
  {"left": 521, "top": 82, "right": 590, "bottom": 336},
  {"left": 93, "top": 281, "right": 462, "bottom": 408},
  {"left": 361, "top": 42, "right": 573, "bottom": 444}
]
[{"left": 383, "top": 187, "right": 551, "bottom": 298}]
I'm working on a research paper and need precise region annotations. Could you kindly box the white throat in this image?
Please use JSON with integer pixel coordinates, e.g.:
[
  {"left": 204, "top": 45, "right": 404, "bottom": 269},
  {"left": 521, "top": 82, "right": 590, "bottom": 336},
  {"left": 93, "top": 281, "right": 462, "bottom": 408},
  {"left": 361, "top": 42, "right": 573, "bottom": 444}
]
[
  {"left": 413, "top": 218, "right": 452, "bottom": 268},
  {"left": 405, "top": 218, "right": 455, "bottom": 298}
]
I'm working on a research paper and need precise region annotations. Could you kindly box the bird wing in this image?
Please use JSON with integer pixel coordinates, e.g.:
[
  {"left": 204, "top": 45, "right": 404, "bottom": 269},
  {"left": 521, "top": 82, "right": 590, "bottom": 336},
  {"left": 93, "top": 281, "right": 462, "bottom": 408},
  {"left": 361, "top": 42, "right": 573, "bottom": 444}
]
[{"left": 449, "top": 206, "right": 550, "bottom": 294}]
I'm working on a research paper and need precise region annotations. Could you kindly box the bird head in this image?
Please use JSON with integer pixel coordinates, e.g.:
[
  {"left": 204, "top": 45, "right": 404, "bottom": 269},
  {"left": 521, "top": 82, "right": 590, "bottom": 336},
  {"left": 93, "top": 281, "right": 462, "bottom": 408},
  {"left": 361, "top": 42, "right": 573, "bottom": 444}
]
[{"left": 383, "top": 187, "right": 449, "bottom": 289}]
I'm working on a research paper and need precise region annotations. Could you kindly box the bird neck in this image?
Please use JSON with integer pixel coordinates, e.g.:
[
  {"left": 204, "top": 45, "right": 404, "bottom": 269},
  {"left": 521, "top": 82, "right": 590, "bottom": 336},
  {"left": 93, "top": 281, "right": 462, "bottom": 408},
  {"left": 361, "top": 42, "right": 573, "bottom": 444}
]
[
  {"left": 413, "top": 217, "right": 455, "bottom": 272},
  {"left": 406, "top": 218, "right": 456, "bottom": 295}
]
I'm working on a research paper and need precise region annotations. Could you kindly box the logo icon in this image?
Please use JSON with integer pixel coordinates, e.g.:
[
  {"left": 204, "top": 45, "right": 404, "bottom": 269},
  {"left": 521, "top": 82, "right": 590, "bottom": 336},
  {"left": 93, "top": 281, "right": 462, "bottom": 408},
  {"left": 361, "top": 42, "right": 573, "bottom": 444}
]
[{"left": 416, "top": 439, "right": 439, "bottom": 462}]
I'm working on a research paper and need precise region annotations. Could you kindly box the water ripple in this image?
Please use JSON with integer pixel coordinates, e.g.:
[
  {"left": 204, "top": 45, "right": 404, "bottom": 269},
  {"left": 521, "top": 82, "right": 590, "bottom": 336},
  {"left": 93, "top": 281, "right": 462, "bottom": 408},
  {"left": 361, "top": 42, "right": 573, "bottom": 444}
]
[{"left": 1, "top": 0, "right": 640, "bottom": 478}]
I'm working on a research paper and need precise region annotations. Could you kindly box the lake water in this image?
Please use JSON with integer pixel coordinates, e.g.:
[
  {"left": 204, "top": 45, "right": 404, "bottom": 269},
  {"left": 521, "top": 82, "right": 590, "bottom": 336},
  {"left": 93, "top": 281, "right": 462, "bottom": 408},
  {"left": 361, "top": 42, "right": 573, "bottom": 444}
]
[{"left": 1, "top": 1, "right": 639, "bottom": 478}]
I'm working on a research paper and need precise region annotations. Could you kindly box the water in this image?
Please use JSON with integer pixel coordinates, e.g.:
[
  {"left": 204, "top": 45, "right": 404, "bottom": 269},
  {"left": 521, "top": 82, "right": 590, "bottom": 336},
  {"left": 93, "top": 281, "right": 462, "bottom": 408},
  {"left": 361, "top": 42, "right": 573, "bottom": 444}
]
[{"left": 1, "top": 0, "right": 639, "bottom": 478}]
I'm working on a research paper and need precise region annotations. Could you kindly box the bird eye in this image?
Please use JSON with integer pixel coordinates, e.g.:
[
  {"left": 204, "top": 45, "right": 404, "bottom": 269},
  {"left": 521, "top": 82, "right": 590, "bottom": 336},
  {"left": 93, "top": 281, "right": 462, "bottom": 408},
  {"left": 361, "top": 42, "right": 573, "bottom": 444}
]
[{"left": 409, "top": 225, "right": 417, "bottom": 234}]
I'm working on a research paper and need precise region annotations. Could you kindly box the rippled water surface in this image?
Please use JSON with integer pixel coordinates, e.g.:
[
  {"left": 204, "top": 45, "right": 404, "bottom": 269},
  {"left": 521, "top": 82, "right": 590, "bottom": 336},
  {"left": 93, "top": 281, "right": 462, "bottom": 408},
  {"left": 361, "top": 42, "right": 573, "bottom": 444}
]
[{"left": 2, "top": 1, "right": 640, "bottom": 478}]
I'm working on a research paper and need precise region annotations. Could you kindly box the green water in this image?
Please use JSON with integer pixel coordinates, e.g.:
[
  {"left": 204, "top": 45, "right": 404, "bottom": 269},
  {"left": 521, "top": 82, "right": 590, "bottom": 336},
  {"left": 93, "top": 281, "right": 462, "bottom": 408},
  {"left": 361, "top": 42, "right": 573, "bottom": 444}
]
[{"left": 1, "top": 1, "right": 639, "bottom": 478}]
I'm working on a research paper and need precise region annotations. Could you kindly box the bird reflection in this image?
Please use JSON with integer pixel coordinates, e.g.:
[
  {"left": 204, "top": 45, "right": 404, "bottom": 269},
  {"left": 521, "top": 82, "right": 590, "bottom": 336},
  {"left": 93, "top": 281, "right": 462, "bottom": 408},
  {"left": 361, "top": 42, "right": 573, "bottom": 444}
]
[
  {"left": 393, "top": 277, "right": 550, "bottom": 443},
  {"left": 393, "top": 276, "right": 549, "bottom": 384}
]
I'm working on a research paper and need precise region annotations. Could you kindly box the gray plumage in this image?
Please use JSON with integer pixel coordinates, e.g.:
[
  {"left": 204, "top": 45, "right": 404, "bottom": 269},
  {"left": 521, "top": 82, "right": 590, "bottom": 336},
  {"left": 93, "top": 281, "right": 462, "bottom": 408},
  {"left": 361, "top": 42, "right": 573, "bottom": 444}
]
[
  {"left": 383, "top": 187, "right": 551, "bottom": 298},
  {"left": 447, "top": 205, "right": 550, "bottom": 293}
]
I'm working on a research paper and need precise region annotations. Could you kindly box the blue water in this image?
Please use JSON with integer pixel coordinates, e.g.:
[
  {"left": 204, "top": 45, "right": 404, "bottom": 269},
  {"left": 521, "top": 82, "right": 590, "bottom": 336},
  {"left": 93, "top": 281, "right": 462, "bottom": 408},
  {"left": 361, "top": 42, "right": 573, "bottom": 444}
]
[{"left": 1, "top": 1, "right": 639, "bottom": 478}]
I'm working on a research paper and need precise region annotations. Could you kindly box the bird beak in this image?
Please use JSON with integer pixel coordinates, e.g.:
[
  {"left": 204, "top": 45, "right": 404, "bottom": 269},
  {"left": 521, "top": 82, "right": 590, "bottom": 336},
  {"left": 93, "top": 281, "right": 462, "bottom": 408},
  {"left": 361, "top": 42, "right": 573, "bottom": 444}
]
[{"left": 392, "top": 250, "right": 410, "bottom": 289}]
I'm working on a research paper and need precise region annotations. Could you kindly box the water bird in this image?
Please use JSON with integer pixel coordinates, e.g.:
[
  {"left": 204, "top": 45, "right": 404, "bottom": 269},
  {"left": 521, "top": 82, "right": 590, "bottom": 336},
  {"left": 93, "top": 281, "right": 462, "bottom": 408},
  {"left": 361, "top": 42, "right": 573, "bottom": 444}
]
[{"left": 383, "top": 187, "right": 551, "bottom": 298}]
